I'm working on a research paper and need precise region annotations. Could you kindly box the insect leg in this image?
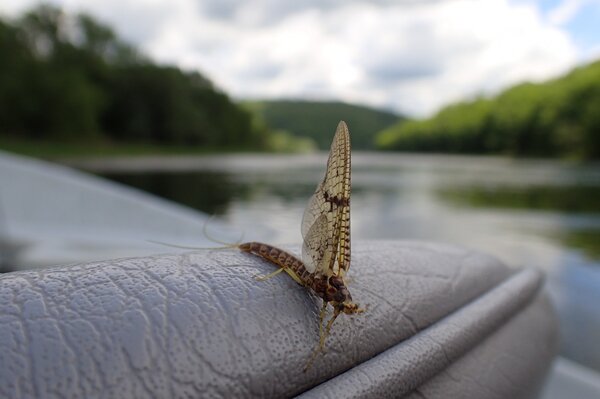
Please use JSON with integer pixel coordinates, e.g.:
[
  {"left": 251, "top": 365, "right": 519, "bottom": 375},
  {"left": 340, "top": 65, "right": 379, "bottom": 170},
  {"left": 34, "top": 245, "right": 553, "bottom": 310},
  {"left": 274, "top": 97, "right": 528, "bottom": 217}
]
[
  {"left": 304, "top": 307, "right": 341, "bottom": 372},
  {"left": 317, "top": 301, "right": 328, "bottom": 343},
  {"left": 322, "top": 308, "right": 341, "bottom": 349},
  {"left": 254, "top": 267, "right": 285, "bottom": 281}
]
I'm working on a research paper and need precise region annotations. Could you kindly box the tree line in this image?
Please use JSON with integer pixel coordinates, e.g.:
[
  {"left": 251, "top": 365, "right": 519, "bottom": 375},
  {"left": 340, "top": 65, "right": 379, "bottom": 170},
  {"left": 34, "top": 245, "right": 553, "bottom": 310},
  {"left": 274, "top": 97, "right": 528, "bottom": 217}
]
[
  {"left": 0, "top": 5, "right": 268, "bottom": 150},
  {"left": 244, "top": 100, "right": 402, "bottom": 150},
  {"left": 376, "top": 60, "right": 600, "bottom": 160}
]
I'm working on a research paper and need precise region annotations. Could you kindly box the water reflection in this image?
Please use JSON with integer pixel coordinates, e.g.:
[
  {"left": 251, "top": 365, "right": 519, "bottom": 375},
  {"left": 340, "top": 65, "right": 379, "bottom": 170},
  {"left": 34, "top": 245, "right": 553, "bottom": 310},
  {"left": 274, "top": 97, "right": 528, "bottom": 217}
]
[
  {"left": 439, "top": 184, "right": 600, "bottom": 214},
  {"left": 98, "top": 152, "right": 600, "bottom": 371},
  {"left": 557, "top": 229, "right": 600, "bottom": 260},
  {"left": 105, "top": 171, "right": 243, "bottom": 215},
  {"left": 439, "top": 184, "right": 600, "bottom": 260}
]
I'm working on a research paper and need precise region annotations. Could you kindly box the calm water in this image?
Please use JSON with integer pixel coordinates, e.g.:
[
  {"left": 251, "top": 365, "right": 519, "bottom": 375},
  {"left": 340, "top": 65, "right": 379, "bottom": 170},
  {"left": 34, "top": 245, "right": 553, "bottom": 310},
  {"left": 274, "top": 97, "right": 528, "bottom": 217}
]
[{"left": 97, "top": 152, "right": 600, "bottom": 371}]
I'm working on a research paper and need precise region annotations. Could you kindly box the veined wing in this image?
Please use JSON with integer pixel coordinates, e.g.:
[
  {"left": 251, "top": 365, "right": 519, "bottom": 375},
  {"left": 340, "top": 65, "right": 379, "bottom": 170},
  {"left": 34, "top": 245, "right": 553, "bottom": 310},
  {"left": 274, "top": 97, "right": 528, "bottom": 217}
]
[{"left": 301, "top": 121, "right": 351, "bottom": 277}]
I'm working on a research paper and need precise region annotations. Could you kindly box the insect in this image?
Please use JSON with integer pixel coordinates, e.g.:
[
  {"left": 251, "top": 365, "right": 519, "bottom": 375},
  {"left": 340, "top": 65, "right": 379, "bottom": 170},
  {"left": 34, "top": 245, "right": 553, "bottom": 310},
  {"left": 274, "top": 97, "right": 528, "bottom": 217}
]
[
  {"left": 150, "top": 121, "right": 363, "bottom": 370},
  {"left": 238, "top": 120, "right": 364, "bottom": 371}
]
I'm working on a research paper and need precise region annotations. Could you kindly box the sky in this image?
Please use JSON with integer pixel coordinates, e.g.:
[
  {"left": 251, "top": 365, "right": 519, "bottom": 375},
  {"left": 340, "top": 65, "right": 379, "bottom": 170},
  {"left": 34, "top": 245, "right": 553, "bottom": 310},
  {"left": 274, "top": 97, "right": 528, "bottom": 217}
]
[{"left": 2, "top": 0, "right": 599, "bottom": 117}]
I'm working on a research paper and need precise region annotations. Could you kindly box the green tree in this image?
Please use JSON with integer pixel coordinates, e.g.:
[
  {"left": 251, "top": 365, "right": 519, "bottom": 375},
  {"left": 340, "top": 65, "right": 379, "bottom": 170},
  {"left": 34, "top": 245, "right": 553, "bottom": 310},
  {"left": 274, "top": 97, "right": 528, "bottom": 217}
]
[
  {"left": 377, "top": 60, "right": 600, "bottom": 160},
  {"left": 0, "top": 4, "right": 269, "bottom": 151}
]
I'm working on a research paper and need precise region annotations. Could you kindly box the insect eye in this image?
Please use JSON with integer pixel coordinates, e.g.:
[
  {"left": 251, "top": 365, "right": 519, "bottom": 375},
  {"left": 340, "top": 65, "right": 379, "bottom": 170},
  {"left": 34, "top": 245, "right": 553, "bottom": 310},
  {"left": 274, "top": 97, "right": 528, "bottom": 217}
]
[{"left": 329, "top": 276, "right": 343, "bottom": 287}]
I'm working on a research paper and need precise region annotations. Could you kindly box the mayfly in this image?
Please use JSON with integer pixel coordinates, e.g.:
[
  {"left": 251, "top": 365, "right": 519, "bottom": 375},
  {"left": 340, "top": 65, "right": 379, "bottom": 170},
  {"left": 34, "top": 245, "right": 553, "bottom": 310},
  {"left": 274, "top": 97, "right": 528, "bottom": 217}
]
[
  {"left": 151, "top": 121, "right": 363, "bottom": 370},
  {"left": 238, "top": 120, "right": 364, "bottom": 370}
]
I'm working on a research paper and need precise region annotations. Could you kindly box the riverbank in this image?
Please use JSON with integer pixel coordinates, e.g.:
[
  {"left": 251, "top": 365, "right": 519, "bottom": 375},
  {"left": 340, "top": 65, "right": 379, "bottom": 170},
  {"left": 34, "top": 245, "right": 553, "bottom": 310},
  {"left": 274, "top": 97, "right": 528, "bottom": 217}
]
[
  {"left": 0, "top": 128, "right": 318, "bottom": 159},
  {"left": 0, "top": 137, "right": 247, "bottom": 159}
]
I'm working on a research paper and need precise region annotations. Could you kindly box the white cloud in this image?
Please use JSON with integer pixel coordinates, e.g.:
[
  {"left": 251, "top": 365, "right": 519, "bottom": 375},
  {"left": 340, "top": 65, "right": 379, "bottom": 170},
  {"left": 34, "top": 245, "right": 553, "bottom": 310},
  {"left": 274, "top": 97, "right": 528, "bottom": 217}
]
[
  {"left": 0, "top": 0, "right": 581, "bottom": 116},
  {"left": 547, "top": 0, "right": 599, "bottom": 25}
]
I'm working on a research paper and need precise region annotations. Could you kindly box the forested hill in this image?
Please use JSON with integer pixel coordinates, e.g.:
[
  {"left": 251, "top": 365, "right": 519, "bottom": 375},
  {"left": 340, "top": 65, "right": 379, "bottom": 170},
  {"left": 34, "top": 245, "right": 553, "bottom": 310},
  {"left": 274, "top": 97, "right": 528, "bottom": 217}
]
[
  {"left": 376, "top": 60, "right": 600, "bottom": 160},
  {"left": 0, "top": 5, "right": 268, "bottom": 152},
  {"left": 244, "top": 100, "right": 403, "bottom": 150}
]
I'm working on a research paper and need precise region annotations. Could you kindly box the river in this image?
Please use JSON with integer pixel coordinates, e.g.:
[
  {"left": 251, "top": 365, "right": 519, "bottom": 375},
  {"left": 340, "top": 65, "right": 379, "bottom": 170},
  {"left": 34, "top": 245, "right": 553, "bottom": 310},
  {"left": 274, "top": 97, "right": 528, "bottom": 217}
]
[{"left": 93, "top": 152, "right": 600, "bottom": 372}]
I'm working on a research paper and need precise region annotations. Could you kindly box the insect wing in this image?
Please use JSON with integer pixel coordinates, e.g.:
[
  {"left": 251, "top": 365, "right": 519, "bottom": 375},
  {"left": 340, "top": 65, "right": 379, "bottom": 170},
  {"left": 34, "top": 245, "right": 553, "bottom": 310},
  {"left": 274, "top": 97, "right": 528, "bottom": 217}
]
[
  {"left": 301, "top": 214, "right": 333, "bottom": 274},
  {"left": 301, "top": 121, "right": 351, "bottom": 277}
]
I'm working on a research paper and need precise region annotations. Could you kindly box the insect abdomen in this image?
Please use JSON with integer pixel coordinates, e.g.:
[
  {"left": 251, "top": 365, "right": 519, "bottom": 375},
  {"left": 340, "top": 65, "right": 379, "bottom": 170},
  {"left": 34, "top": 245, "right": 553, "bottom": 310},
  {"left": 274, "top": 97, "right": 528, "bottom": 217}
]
[{"left": 239, "top": 242, "right": 312, "bottom": 285}]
